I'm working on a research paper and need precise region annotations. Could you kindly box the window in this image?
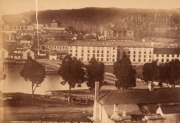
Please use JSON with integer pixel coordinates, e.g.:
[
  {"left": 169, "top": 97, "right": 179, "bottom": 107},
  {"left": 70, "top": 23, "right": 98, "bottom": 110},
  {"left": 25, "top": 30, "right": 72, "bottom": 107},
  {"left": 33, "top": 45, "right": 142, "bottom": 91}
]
[
  {"left": 139, "top": 51, "right": 141, "bottom": 54},
  {"left": 107, "top": 58, "right": 109, "bottom": 61},
  {"left": 162, "top": 54, "right": 164, "bottom": 57},
  {"left": 88, "top": 50, "right": 90, "bottom": 53},
  {"left": 167, "top": 59, "right": 169, "bottom": 62},
  {"left": 97, "top": 54, "right": 99, "bottom": 57},
  {"left": 167, "top": 54, "right": 169, "bottom": 57},
  {"left": 133, "top": 59, "right": 135, "bottom": 62},
  {"left": 93, "top": 50, "right": 95, "bottom": 53},
  {"left": 144, "top": 59, "right": 146, "bottom": 62},
  {"left": 138, "top": 59, "right": 141, "bottom": 62},
  {"left": 157, "top": 54, "right": 159, "bottom": 57},
  {"left": 133, "top": 51, "right": 136, "bottom": 54},
  {"left": 101, "top": 58, "right": 103, "bottom": 61},
  {"left": 75, "top": 50, "right": 77, "bottom": 53},
  {"left": 97, "top": 50, "right": 99, "bottom": 53},
  {"left": 133, "top": 55, "right": 136, "bottom": 58},
  {"left": 101, "top": 54, "right": 103, "bottom": 57},
  {"left": 162, "top": 59, "right": 164, "bottom": 62},
  {"left": 144, "top": 51, "right": 146, "bottom": 54},
  {"left": 172, "top": 54, "right": 174, "bottom": 57}
]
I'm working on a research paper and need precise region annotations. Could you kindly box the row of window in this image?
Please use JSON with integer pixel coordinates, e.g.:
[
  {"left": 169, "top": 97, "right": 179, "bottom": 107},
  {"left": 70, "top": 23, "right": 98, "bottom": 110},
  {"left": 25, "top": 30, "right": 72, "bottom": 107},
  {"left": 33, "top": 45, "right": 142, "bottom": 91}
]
[
  {"left": 156, "top": 54, "right": 180, "bottom": 57},
  {"left": 132, "top": 59, "right": 151, "bottom": 62},
  {"left": 131, "top": 51, "right": 152, "bottom": 54}
]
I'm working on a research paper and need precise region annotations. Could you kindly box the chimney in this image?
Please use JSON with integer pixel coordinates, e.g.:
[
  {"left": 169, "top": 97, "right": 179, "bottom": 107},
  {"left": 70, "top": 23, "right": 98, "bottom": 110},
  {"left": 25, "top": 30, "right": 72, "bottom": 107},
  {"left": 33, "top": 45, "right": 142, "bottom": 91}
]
[
  {"left": 93, "top": 82, "right": 99, "bottom": 121},
  {"left": 110, "top": 104, "right": 121, "bottom": 121},
  {"left": 122, "top": 111, "right": 127, "bottom": 117},
  {"left": 148, "top": 82, "right": 154, "bottom": 91}
]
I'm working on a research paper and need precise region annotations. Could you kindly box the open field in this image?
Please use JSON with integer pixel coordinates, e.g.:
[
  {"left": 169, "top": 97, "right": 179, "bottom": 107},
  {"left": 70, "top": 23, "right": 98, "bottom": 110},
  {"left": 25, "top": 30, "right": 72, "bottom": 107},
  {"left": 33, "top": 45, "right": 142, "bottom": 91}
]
[{"left": 2, "top": 93, "right": 93, "bottom": 122}]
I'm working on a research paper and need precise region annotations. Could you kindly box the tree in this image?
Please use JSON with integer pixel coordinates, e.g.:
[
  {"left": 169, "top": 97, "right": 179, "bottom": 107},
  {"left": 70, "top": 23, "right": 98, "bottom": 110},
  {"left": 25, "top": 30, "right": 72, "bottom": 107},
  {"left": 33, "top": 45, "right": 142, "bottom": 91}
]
[
  {"left": 86, "top": 57, "right": 105, "bottom": 91},
  {"left": 58, "top": 55, "right": 86, "bottom": 104},
  {"left": 114, "top": 52, "right": 136, "bottom": 89},
  {"left": 142, "top": 61, "right": 159, "bottom": 83},
  {"left": 20, "top": 57, "right": 46, "bottom": 105}
]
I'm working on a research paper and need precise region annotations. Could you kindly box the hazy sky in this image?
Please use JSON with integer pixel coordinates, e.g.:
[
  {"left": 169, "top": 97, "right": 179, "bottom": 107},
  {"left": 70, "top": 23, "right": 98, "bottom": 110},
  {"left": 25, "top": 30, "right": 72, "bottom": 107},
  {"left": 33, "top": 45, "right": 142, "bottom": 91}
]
[{"left": 1, "top": 0, "right": 180, "bottom": 14}]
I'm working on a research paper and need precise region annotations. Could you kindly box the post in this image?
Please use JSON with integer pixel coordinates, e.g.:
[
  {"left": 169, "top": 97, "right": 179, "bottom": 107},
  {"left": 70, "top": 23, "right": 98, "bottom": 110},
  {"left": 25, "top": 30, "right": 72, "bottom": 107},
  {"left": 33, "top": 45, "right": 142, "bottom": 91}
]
[{"left": 93, "top": 81, "right": 99, "bottom": 121}]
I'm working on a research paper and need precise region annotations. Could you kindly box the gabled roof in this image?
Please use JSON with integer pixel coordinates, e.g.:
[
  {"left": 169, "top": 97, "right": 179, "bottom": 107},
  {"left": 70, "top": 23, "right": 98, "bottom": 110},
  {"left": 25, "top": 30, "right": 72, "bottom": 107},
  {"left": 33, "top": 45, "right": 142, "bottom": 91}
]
[
  {"left": 98, "top": 88, "right": 180, "bottom": 105},
  {"left": 160, "top": 105, "right": 180, "bottom": 114}
]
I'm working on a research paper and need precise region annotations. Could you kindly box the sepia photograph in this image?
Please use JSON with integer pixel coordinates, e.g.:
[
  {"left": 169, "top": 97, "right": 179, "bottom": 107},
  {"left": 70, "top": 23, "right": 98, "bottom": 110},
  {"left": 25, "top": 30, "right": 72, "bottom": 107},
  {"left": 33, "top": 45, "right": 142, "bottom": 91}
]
[{"left": 0, "top": 0, "right": 180, "bottom": 122}]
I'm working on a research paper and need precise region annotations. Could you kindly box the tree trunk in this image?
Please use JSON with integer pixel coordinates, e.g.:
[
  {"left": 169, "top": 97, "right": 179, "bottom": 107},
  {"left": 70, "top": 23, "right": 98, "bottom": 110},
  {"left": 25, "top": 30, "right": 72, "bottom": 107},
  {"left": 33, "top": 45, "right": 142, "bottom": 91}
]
[
  {"left": 32, "top": 82, "right": 34, "bottom": 106},
  {"left": 68, "top": 85, "right": 71, "bottom": 105}
]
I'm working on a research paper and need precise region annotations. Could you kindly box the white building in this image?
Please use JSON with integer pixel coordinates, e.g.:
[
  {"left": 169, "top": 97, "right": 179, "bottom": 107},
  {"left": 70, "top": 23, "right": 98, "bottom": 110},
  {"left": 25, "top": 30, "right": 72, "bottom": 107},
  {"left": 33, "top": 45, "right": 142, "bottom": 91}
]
[
  {"left": 127, "top": 47, "right": 154, "bottom": 65},
  {"left": 44, "top": 41, "right": 118, "bottom": 65},
  {"left": 153, "top": 48, "right": 180, "bottom": 63}
]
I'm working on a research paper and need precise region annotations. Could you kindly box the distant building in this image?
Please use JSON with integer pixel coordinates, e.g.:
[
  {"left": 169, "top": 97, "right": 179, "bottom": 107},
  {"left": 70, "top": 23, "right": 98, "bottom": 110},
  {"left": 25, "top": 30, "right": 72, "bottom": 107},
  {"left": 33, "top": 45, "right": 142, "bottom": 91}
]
[
  {"left": 43, "top": 40, "right": 180, "bottom": 65},
  {"left": 20, "top": 40, "right": 32, "bottom": 49},
  {"left": 0, "top": 48, "right": 9, "bottom": 59},
  {"left": 44, "top": 41, "right": 118, "bottom": 64},
  {"left": 104, "top": 29, "right": 134, "bottom": 40},
  {"left": 3, "top": 21, "right": 34, "bottom": 31},
  {"left": 8, "top": 48, "right": 34, "bottom": 60},
  {"left": 93, "top": 83, "right": 180, "bottom": 123},
  {"left": 153, "top": 48, "right": 180, "bottom": 63}
]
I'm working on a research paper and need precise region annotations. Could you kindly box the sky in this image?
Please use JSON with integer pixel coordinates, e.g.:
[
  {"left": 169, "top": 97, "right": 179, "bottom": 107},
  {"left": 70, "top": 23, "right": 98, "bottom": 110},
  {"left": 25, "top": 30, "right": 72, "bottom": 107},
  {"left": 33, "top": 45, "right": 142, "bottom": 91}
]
[{"left": 1, "top": 0, "right": 180, "bottom": 14}]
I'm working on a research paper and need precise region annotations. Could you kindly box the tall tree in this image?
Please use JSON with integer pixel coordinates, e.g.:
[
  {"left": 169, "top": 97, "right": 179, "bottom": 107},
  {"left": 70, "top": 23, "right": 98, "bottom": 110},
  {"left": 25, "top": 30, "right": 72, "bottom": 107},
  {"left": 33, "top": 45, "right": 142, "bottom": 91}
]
[
  {"left": 142, "top": 61, "right": 159, "bottom": 83},
  {"left": 86, "top": 57, "right": 105, "bottom": 91},
  {"left": 20, "top": 57, "right": 46, "bottom": 105},
  {"left": 114, "top": 52, "right": 136, "bottom": 89},
  {"left": 58, "top": 55, "right": 86, "bottom": 104},
  {"left": 168, "top": 59, "right": 180, "bottom": 87}
]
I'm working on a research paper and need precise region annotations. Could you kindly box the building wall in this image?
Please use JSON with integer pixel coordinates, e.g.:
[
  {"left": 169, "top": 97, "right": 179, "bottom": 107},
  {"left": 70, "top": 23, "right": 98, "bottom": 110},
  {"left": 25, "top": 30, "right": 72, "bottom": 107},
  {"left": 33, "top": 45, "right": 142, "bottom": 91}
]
[
  {"left": 69, "top": 46, "right": 117, "bottom": 64},
  {"left": 49, "top": 55, "right": 57, "bottom": 60},
  {"left": 128, "top": 47, "right": 154, "bottom": 65},
  {"left": 0, "top": 49, "right": 8, "bottom": 59},
  {"left": 22, "top": 50, "right": 34, "bottom": 59},
  {"left": 153, "top": 54, "right": 180, "bottom": 63}
]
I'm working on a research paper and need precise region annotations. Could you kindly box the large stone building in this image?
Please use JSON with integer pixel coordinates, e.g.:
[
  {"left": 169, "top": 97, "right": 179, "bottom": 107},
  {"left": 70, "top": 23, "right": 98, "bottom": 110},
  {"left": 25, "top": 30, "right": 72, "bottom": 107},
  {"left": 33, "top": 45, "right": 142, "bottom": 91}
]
[
  {"left": 43, "top": 40, "right": 180, "bottom": 65},
  {"left": 44, "top": 41, "right": 118, "bottom": 64}
]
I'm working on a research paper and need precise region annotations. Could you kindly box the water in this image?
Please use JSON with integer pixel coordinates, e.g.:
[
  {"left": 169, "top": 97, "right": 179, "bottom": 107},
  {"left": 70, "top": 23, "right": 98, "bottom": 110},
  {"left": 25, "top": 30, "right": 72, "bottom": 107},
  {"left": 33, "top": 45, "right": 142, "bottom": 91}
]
[{"left": 2, "top": 64, "right": 88, "bottom": 95}]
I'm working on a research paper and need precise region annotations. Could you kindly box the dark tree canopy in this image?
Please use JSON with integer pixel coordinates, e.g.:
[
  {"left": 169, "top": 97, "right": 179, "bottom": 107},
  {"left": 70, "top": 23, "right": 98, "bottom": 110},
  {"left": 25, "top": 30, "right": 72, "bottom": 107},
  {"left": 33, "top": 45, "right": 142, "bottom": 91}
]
[
  {"left": 20, "top": 57, "right": 46, "bottom": 105},
  {"left": 58, "top": 55, "right": 86, "bottom": 88},
  {"left": 142, "top": 61, "right": 159, "bottom": 83},
  {"left": 86, "top": 57, "right": 105, "bottom": 91},
  {"left": 158, "top": 59, "right": 180, "bottom": 87},
  {"left": 20, "top": 57, "right": 46, "bottom": 86},
  {"left": 114, "top": 53, "right": 136, "bottom": 89},
  {"left": 58, "top": 55, "right": 86, "bottom": 103}
]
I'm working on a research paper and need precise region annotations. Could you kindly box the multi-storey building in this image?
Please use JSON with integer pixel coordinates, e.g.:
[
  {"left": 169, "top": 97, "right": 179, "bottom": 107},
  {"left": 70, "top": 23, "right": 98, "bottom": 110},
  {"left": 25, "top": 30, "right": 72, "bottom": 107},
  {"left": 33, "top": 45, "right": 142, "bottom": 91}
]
[
  {"left": 44, "top": 40, "right": 180, "bottom": 65},
  {"left": 127, "top": 47, "right": 154, "bottom": 65},
  {"left": 44, "top": 41, "right": 118, "bottom": 64},
  {"left": 104, "top": 29, "right": 134, "bottom": 40},
  {"left": 3, "top": 21, "right": 34, "bottom": 31},
  {"left": 153, "top": 48, "right": 180, "bottom": 63}
]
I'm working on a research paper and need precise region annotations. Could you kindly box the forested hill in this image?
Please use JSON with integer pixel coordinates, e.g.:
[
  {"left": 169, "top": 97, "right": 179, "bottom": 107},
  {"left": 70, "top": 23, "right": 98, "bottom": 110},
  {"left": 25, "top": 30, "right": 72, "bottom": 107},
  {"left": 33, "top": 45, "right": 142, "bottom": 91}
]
[{"left": 2, "top": 7, "right": 180, "bottom": 33}]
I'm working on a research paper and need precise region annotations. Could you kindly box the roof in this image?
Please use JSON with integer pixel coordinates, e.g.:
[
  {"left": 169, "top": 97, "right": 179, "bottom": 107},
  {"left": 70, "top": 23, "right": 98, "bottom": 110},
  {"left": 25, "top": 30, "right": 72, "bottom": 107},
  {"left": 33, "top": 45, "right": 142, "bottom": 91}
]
[
  {"left": 44, "top": 40, "right": 153, "bottom": 47},
  {"left": 160, "top": 105, "right": 180, "bottom": 114},
  {"left": 98, "top": 88, "right": 180, "bottom": 105},
  {"left": 104, "top": 104, "right": 142, "bottom": 117},
  {"left": 154, "top": 48, "right": 180, "bottom": 54}
]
